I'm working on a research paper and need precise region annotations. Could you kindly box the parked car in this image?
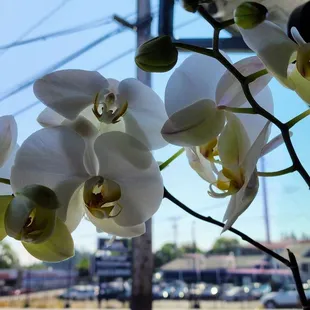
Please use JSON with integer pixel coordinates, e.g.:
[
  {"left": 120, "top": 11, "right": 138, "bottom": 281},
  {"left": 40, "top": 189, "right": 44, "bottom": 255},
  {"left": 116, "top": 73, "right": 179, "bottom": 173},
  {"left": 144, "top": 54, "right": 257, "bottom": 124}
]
[
  {"left": 250, "top": 283, "right": 271, "bottom": 300},
  {"left": 221, "top": 286, "right": 253, "bottom": 301},
  {"left": 58, "top": 286, "right": 97, "bottom": 300},
  {"left": 260, "top": 285, "right": 310, "bottom": 308},
  {"left": 200, "top": 285, "right": 220, "bottom": 300}
]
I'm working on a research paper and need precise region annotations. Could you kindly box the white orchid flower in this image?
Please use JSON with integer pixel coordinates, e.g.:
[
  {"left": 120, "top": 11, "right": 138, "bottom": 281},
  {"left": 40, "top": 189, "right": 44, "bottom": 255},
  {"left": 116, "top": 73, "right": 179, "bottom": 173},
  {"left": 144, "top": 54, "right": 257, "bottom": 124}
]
[
  {"left": 238, "top": 21, "right": 310, "bottom": 105},
  {"left": 161, "top": 53, "right": 272, "bottom": 146},
  {"left": 0, "top": 115, "right": 17, "bottom": 168},
  {"left": 185, "top": 84, "right": 274, "bottom": 230},
  {"left": 34, "top": 70, "right": 168, "bottom": 150},
  {"left": 10, "top": 125, "right": 163, "bottom": 238}
]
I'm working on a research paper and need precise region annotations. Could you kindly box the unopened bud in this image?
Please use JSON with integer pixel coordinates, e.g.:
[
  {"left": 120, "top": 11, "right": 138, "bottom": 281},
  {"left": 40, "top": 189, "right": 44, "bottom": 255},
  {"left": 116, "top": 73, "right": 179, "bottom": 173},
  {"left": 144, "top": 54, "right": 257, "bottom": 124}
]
[
  {"left": 234, "top": 2, "right": 268, "bottom": 29},
  {"left": 181, "top": 0, "right": 212, "bottom": 13},
  {"left": 181, "top": 0, "right": 199, "bottom": 13},
  {"left": 135, "top": 36, "right": 178, "bottom": 72}
]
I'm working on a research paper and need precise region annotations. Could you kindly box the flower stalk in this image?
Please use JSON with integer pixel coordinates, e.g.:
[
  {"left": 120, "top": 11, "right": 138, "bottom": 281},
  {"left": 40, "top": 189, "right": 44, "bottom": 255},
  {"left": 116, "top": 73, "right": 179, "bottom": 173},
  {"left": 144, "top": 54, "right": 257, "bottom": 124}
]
[
  {"left": 160, "top": 148, "right": 185, "bottom": 171},
  {"left": 0, "top": 178, "right": 10, "bottom": 185},
  {"left": 257, "top": 165, "right": 295, "bottom": 177}
]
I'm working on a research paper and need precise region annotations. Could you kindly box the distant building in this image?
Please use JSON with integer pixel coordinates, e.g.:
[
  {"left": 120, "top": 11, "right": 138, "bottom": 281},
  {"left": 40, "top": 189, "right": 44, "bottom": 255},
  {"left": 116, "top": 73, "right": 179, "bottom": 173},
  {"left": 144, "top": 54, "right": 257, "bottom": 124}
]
[{"left": 160, "top": 240, "right": 310, "bottom": 285}]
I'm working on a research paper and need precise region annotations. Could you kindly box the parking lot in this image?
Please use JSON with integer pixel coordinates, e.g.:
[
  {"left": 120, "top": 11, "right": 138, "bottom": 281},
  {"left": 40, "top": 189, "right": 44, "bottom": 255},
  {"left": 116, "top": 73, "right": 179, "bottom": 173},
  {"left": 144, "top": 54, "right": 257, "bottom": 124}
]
[{"left": 0, "top": 299, "right": 264, "bottom": 309}]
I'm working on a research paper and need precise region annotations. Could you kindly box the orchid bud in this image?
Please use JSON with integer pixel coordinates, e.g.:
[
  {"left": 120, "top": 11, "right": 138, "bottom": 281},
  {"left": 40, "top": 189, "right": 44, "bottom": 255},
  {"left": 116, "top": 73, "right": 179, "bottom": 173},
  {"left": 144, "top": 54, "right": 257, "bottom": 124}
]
[
  {"left": 135, "top": 36, "right": 178, "bottom": 72},
  {"left": 181, "top": 0, "right": 199, "bottom": 12},
  {"left": 234, "top": 2, "right": 268, "bottom": 29}
]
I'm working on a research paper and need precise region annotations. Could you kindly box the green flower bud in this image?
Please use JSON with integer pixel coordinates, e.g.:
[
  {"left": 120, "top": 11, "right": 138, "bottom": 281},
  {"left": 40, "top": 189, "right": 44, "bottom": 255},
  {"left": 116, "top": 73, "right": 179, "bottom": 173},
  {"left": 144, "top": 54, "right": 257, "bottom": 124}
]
[
  {"left": 181, "top": 0, "right": 212, "bottom": 12},
  {"left": 234, "top": 2, "right": 268, "bottom": 29},
  {"left": 135, "top": 36, "right": 178, "bottom": 72},
  {"left": 17, "top": 185, "right": 60, "bottom": 210},
  {"left": 181, "top": 0, "right": 199, "bottom": 13}
]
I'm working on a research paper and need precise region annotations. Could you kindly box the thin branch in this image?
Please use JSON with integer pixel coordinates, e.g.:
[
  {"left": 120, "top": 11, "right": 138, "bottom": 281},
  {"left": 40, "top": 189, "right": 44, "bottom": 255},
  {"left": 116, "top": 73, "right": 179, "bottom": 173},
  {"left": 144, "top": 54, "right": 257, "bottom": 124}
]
[
  {"left": 286, "top": 109, "right": 310, "bottom": 129},
  {"left": 257, "top": 165, "right": 295, "bottom": 177},
  {"left": 164, "top": 187, "right": 290, "bottom": 267},
  {"left": 287, "top": 250, "right": 310, "bottom": 308},
  {"left": 0, "top": 178, "right": 10, "bottom": 185}
]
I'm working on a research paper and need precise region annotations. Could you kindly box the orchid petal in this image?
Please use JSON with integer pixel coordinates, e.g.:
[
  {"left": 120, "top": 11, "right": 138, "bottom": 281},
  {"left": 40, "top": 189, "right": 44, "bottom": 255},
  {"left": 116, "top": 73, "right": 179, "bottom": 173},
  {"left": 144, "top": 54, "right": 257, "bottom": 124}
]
[
  {"left": 0, "top": 145, "right": 18, "bottom": 195},
  {"left": 261, "top": 132, "right": 292, "bottom": 157},
  {"left": 165, "top": 53, "right": 230, "bottom": 116},
  {"left": 0, "top": 195, "right": 13, "bottom": 241},
  {"left": 216, "top": 56, "right": 272, "bottom": 108},
  {"left": 11, "top": 127, "right": 89, "bottom": 222},
  {"left": 65, "top": 185, "right": 85, "bottom": 233},
  {"left": 118, "top": 78, "right": 168, "bottom": 150},
  {"left": 107, "top": 78, "right": 120, "bottom": 94},
  {"left": 63, "top": 117, "right": 99, "bottom": 176},
  {"left": 289, "top": 66, "right": 310, "bottom": 105},
  {"left": 222, "top": 172, "right": 259, "bottom": 231},
  {"left": 185, "top": 147, "right": 216, "bottom": 183},
  {"left": 236, "top": 86, "right": 273, "bottom": 145},
  {"left": 241, "top": 122, "right": 271, "bottom": 180},
  {"left": 85, "top": 208, "right": 145, "bottom": 237},
  {"left": 37, "top": 108, "right": 66, "bottom": 127},
  {"left": 222, "top": 122, "right": 270, "bottom": 230},
  {"left": 0, "top": 115, "right": 17, "bottom": 168},
  {"left": 22, "top": 217, "right": 74, "bottom": 262},
  {"left": 218, "top": 113, "right": 251, "bottom": 168},
  {"left": 238, "top": 21, "right": 297, "bottom": 88},
  {"left": 33, "top": 70, "right": 108, "bottom": 120},
  {"left": 94, "top": 132, "right": 163, "bottom": 227},
  {"left": 162, "top": 100, "right": 225, "bottom": 147}
]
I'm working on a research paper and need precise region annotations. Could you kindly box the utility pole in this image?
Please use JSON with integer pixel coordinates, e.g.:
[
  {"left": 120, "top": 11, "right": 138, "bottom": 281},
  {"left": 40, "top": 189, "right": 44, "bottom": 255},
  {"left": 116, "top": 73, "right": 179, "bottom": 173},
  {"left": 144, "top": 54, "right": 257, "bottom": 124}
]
[
  {"left": 260, "top": 157, "right": 271, "bottom": 243},
  {"left": 169, "top": 216, "right": 180, "bottom": 248},
  {"left": 191, "top": 220, "right": 197, "bottom": 252},
  {"left": 131, "top": 1, "right": 153, "bottom": 309}
]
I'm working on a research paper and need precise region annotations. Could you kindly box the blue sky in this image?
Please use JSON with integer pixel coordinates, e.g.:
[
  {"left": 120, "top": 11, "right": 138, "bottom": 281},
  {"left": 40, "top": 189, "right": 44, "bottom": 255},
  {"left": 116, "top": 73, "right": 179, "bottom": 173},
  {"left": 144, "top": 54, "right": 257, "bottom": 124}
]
[{"left": 0, "top": 0, "right": 310, "bottom": 265}]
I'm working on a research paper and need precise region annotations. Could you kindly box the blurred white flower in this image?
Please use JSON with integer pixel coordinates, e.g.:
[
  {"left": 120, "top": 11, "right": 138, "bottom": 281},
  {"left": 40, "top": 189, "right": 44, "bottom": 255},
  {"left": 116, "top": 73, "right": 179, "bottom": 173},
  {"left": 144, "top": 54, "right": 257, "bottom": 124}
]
[
  {"left": 0, "top": 115, "right": 17, "bottom": 168},
  {"left": 238, "top": 21, "right": 310, "bottom": 105},
  {"left": 10, "top": 125, "right": 163, "bottom": 238},
  {"left": 161, "top": 53, "right": 272, "bottom": 146},
  {"left": 34, "top": 70, "right": 168, "bottom": 150}
]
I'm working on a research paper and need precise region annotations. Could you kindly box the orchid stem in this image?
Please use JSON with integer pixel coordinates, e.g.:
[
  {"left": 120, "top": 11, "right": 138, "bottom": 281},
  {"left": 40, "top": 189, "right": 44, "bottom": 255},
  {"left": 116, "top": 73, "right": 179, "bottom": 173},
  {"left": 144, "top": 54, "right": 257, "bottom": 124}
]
[
  {"left": 173, "top": 42, "right": 215, "bottom": 58},
  {"left": 159, "top": 148, "right": 185, "bottom": 171},
  {"left": 0, "top": 178, "right": 10, "bottom": 185},
  {"left": 257, "top": 165, "right": 295, "bottom": 177},
  {"left": 219, "top": 106, "right": 257, "bottom": 114},
  {"left": 246, "top": 69, "right": 269, "bottom": 83},
  {"left": 286, "top": 109, "right": 310, "bottom": 129}
]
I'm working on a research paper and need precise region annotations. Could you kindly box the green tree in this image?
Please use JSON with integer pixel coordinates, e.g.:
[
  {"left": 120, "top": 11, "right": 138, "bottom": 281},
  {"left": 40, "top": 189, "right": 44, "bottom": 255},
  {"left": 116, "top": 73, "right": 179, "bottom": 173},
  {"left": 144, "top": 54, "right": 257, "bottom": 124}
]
[
  {"left": 209, "top": 237, "right": 240, "bottom": 255},
  {"left": 179, "top": 243, "right": 203, "bottom": 254},
  {"left": 154, "top": 243, "right": 183, "bottom": 269},
  {"left": 0, "top": 242, "right": 19, "bottom": 268}
]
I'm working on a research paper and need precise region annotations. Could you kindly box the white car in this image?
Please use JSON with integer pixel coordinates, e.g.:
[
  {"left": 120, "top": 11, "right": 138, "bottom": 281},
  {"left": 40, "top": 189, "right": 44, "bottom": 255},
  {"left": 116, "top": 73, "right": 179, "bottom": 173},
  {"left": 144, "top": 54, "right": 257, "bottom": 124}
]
[
  {"left": 260, "top": 285, "right": 310, "bottom": 309},
  {"left": 59, "top": 285, "right": 97, "bottom": 300}
]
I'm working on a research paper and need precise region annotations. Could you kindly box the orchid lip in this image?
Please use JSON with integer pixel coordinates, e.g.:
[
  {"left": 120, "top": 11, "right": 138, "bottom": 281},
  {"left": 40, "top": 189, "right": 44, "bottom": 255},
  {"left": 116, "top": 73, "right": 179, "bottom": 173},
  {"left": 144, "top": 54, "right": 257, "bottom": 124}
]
[
  {"left": 92, "top": 90, "right": 128, "bottom": 124},
  {"left": 83, "top": 176, "right": 122, "bottom": 219}
]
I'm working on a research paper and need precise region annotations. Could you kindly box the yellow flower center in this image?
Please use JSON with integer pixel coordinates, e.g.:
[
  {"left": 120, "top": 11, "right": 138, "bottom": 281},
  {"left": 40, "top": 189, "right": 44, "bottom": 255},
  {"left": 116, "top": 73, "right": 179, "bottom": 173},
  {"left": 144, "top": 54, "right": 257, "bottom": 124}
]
[
  {"left": 199, "top": 138, "right": 219, "bottom": 162},
  {"left": 296, "top": 43, "right": 310, "bottom": 80},
  {"left": 83, "top": 177, "right": 122, "bottom": 219},
  {"left": 92, "top": 90, "right": 128, "bottom": 124}
]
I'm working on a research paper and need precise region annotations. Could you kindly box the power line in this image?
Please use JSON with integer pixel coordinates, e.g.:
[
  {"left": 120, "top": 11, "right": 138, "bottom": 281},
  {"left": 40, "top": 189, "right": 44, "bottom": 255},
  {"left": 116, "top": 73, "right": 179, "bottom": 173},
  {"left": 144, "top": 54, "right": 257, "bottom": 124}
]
[
  {"left": 0, "top": 0, "right": 71, "bottom": 58},
  {"left": 12, "top": 16, "right": 198, "bottom": 117},
  {"left": 0, "top": 12, "right": 137, "bottom": 50},
  {"left": 13, "top": 47, "right": 136, "bottom": 117},
  {"left": 0, "top": 26, "right": 129, "bottom": 104}
]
